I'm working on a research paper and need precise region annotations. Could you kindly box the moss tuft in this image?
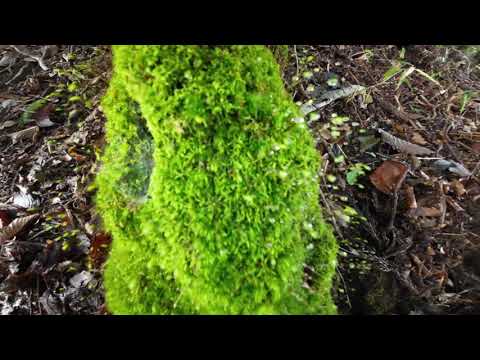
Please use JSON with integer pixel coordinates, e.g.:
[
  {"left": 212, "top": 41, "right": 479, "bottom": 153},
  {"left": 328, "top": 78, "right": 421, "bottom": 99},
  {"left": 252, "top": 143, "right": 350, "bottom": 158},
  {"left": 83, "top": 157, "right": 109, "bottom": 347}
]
[{"left": 96, "top": 45, "right": 337, "bottom": 314}]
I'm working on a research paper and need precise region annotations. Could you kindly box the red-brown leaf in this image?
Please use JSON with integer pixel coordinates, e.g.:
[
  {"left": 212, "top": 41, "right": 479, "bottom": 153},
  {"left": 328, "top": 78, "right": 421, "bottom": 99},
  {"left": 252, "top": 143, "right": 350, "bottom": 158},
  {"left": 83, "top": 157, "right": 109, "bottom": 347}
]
[
  {"left": 89, "top": 232, "right": 112, "bottom": 268},
  {"left": 0, "top": 214, "right": 39, "bottom": 242},
  {"left": 0, "top": 210, "right": 11, "bottom": 228},
  {"left": 370, "top": 160, "right": 408, "bottom": 194}
]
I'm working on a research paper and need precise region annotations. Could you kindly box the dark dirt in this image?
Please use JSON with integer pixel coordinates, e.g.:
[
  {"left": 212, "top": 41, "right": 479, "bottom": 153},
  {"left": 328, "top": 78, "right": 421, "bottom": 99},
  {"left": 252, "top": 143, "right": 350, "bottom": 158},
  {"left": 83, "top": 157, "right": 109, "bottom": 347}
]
[{"left": 1, "top": 45, "right": 479, "bottom": 315}]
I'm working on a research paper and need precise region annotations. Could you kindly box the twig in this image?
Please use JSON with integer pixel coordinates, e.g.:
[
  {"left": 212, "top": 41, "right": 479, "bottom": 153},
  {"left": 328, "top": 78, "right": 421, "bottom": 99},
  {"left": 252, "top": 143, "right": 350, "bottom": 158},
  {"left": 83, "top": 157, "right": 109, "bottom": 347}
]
[
  {"left": 388, "top": 191, "right": 399, "bottom": 231},
  {"left": 5, "top": 63, "right": 28, "bottom": 85},
  {"left": 10, "top": 45, "right": 49, "bottom": 71}
]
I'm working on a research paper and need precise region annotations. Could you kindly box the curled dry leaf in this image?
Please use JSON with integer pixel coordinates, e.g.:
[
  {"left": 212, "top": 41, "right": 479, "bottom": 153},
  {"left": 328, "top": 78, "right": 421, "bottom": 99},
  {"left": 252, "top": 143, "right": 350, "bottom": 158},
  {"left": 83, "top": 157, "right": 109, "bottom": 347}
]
[
  {"left": 89, "top": 232, "right": 112, "bottom": 268},
  {"left": 0, "top": 210, "right": 11, "bottom": 227},
  {"left": 451, "top": 179, "right": 466, "bottom": 197},
  {"left": 33, "top": 102, "right": 56, "bottom": 128},
  {"left": 472, "top": 143, "right": 480, "bottom": 154},
  {"left": 8, "top": 126, "right": 40, "bottom": 144},
  {"left": 378, "top": 128, "right": 433, "bottom": 155},
  {"left": 69, "top": 271, "right": 93, "bottom": 288},
  {"left": 370, "top": 160, "right": 408, "bottom": 195},
  {"left": 411, "top": 132, "right": 428, "bottom": 145},
  {"left": 432, "top": 159, "right": 471, "bottom": 177},
  {"left": 414, "top": 207, "right": 442, "bottom": 218},
  {"left": 0, "top": 214, "right": 39, "bottom": 242},
  {"left": 0, "top": 120, "right": 17, "bottom": 130},
  {"left": 404, "top": 185, "right": 418, "bottom": 209}
]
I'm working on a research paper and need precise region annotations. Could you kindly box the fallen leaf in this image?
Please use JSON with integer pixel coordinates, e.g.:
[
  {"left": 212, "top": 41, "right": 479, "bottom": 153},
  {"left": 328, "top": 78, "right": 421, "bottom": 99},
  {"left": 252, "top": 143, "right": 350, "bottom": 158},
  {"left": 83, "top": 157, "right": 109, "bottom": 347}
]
[
  {"left": 411, "top": 132, "right": 428, "bottom": 145},
  {"left": 404, "top": 185, "right": 417, "bottom": 209},
  {"left": 0, "top": 120, "right": 16, "bottom": 130},
  {"left": 69, "top": 271, "right": 93, "bottom": 288},
  {"left": 0, "top": 210, "right": 11, "bottom": 227},
  {"left": 358, "top": 135, "right": 380, "bottom": 152},
  {"left": 378, "top": 129, "right": 433, "bottom": 155},
  {"left": 89, "top": 232, "right": 112, "bottom": 268},
  {"left": 0, "top": 53, "right": 17, "bottom": 67},
  {"left": 29, "top": 102, "right": 56, "bottom": 127},
  {"left": 426, "top": 246, "right": 436, "bottom": 256},
  {"left": 451, "top": 179, "right": 466, "bottom": 197},
  {"left": 415, "top": 207, "right": 442, "bottom": 217},
  {"left": 472, "top": 143, "right": 480, "bottom": 154},
  {"left": 8, "top": 126, "right": 40, "bottom": 144},
  {"left": 370, "top": 160, "right": 408, "bottom": 194},
  {"left": 432, "top": 159, "right": 471, "bottom": 177},
  {"left": 0, "top": 214, "right": 39, "bottom": 242},
  {"left": 39, "top": 290, "right": 61, "bottom": 315},
  {"left": 12, "top": 186, "right": 37, "bottom": 209},
  {"left": 36, "top": 117, "right": 56, "bottom": 128}
]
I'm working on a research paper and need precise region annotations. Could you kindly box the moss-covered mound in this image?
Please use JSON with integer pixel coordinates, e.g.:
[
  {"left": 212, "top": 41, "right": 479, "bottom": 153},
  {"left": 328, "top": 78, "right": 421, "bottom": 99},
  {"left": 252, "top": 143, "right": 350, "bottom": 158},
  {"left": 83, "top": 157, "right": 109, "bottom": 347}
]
[{"left": 96, "top": 45, "right": 338, "bottom": 314}]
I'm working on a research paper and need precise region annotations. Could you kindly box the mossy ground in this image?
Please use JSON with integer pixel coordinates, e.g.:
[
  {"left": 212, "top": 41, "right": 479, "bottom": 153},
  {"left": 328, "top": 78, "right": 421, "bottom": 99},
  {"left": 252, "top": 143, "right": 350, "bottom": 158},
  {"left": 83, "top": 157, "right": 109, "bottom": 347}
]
[{"left": 96, "top": 45, "right": 338, "bottom": 314}]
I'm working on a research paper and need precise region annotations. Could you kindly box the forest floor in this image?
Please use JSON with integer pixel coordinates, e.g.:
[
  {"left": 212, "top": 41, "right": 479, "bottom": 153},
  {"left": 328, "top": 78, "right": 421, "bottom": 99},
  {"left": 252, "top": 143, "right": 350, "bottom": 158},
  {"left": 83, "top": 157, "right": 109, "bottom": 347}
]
[{"left": 0, "top": 45, "right": 479, "bottom": 315}]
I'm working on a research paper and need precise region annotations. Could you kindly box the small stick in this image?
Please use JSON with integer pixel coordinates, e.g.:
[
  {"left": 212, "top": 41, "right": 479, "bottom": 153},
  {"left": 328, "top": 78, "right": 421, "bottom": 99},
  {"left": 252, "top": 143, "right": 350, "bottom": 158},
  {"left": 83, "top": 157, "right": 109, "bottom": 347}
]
[{"left": 388, "top": 191, "right": 399, "bottom": 230}]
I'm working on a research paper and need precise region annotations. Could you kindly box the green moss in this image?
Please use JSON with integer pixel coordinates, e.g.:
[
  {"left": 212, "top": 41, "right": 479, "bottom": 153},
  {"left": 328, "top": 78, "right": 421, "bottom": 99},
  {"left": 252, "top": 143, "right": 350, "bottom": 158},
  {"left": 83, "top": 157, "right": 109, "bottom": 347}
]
[
  {"left": 96, "top": 45, "right": 337, "bottom": 314},
  {"left": 268, "top": 45, "right": 290, "bottom": 72}
]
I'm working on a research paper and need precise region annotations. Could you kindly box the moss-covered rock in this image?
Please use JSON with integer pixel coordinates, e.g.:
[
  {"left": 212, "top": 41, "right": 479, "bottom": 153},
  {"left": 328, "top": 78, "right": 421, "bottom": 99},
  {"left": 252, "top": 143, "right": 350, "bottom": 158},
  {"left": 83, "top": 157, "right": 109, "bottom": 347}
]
[{"left": 96, "top": 45, "right": 337, "bottom": 314}]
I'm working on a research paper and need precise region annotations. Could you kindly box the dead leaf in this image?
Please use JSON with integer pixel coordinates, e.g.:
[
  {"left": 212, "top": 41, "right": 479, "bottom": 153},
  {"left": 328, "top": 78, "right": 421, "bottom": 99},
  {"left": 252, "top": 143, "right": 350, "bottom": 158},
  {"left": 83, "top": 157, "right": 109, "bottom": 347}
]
[
  {"left": 0, "top": 214, "right": 39, "bottom": 242},
  {"left": 32, "top": 103, "right": 56, "bottom": 128},
  {"left": 404, "top": 185, "right": 417, "bottom": 209},
  {"left": 472, "top": 143, "right": 480, "bottom": 154},
  {"left": 451, "top": 180, "right": 466, "bottom": 197},
  {"left": 36, "top": 118, "right": 56, "bottom": 128},
  {"left": 39, "top": 290, "right": 61, "bottom": 315},
  {"left": 378, "top": 129, "right": 433, "bottom": 155},
  {"left": 8, "top": 126, "right": 40, "bottom": 144},
  {"left": 0, "top": 53, "right": 17, "bottom": 67},
  {"left": 69, "top": 271, "right": 93, "bottom": 288},
  {"left": 12, "top": 186, "right": 38, "bottom": 209},
  {"left": 0, "top": 120, "right": 16, "bottom": 130},
  {"left": 411, "top": 132, "right": 428, "bottom": 145},
  {"left": 89, "top": 232, "right": 112, "bottom": 268},
  {"left": 0, "top": 210, "right": 11, "bottom": 227},
  {"left": 370, "top": 160, "right": 408, "bottom": 194},
  {"left": 415, "top": 207, "right": 442, "bottom": 217},
  {"left": 426, "top": 246, "right": 436, "bottom": 256},
  {"left": 358, "top": 135, "right": 380, "bottom": 152},
  {"left": 432, "top": 159, "right": 471, "bottom": 177}
]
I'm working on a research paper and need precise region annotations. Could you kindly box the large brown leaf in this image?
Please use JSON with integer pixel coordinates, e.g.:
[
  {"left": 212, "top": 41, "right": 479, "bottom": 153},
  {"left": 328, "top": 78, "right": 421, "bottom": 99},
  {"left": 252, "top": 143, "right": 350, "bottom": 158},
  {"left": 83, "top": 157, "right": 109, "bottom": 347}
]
[
  {"left": 370, "top": 160, "right": 408, "bottom": 194},
  {"left": 0, "top": 214, "right": 39, "bottom": 242}
]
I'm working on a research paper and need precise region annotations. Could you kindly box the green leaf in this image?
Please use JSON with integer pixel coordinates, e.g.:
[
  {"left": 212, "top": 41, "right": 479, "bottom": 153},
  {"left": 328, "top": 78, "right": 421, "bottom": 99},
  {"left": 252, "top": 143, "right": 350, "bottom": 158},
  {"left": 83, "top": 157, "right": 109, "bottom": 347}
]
[
  {"left": 327, "top": 77, "right": 339, "bottom": 87},
  {"left": 383, "top": 64, "right": 402, "bottom": 82},
  {"left": 396, "top": 66, "right": 415, "bottom": 90}
]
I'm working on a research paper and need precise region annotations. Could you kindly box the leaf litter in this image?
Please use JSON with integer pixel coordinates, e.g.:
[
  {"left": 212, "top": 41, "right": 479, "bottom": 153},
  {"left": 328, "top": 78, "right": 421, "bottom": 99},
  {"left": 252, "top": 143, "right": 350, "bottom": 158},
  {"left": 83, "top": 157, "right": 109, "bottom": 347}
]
[{"left": 285, "top": 45, "right": 480, "bottom": 314}]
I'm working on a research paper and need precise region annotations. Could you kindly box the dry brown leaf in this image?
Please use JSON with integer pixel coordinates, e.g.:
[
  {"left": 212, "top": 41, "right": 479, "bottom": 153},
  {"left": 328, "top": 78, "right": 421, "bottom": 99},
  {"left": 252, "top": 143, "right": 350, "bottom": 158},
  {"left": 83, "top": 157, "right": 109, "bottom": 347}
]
[
  {"left": 411, "top": 132, "right": 428, "bottom": 145},
  {"left": 8, "top": 126, "right": 40, "bottom": 144},
  {"left": 415, "top": 207, "right": 442, "bottom": 217},
  {"left": 378, "top": 129, "right": 433, "bottom": 155},
  {"left": 451, "top": 179, "right": 466, "bottom": 197},
  {"left": 0, "top": 210, "right": 11, "bottom": 228},
  {"left": 0, "top": 214, "right": 39, "bottom": 242},
  {"left": 0, "top": 120, "right": 17, "bottom": 130},
  {"left": 370, "top": 160, "right": 408, "bottom": 194},
  {"left": 426, "top": 246, "right": 436, "bottom": 256},
  {"left": 472, "top": 143, "right": 480, "bottom": 154},
  {"left": 404, "top": 185, "right": 417, "bottom": 209}
]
